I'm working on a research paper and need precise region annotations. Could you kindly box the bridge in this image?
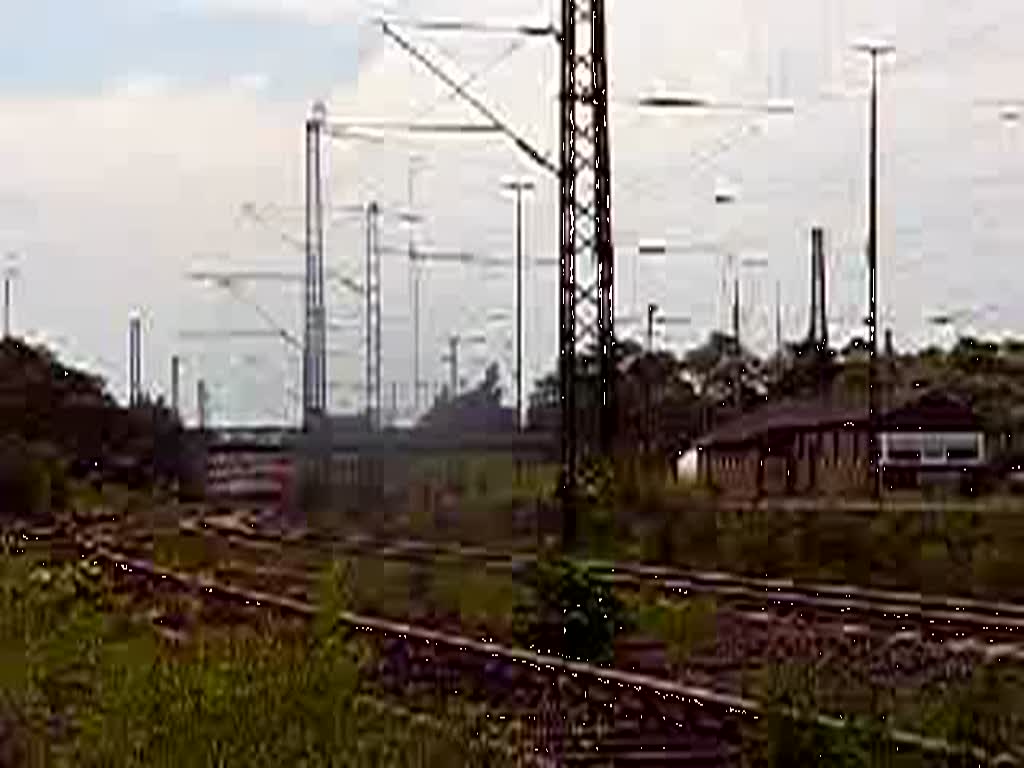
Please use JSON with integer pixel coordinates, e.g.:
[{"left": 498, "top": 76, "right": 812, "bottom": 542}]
[{"left": 192, "top": 425, "right": 555, "bottom": 456}]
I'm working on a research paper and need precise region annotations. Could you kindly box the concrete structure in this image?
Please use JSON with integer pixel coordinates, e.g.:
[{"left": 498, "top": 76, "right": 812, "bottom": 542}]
[{"left": 695, "top": 391, "right": 985, "bottom": 498}]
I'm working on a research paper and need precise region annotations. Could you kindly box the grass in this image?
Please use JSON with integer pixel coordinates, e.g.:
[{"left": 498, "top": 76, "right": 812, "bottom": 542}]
[
  {"left": 625, "top": 592, "right": 718, "bottom": 673},
  {"left": 740, "top": 658, "right": 1024, "bottom": 765},
  {"left": 428, "top": 560, "right": 525, "bottom": 633},
  {"left": 0, "top": 546, "right": 518, "bottom": 767},
  {"left": 302, "top": 460, "right": 1024, "bottom": 600}
]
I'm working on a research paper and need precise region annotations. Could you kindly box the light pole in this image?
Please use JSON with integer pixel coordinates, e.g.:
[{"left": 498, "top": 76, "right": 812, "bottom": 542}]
[
  {"left": 440, "top": 333, "right": 487, "bottom": 399},
  {"left": 855, "top": 40, "right": 894, "bottom": 498},
  {"left": 646, "top": 302, "right": 659, "bottom": 353},
  {"left": 365, "top": 201, "right": 381, "bottom": 431},
  {"left": 404, "top": 156, "right": 429, "bottom": 414},
  {"left": 501, "top": 177, "right": 535, "bottom": 431},
  {"left": 2, "top": 254, "right": 18, "bottom": 340}
]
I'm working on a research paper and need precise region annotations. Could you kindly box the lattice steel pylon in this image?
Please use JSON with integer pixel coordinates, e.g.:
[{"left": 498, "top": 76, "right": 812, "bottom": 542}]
[
  {"left": 303, "top": 101, "right": 328, "bottom": 428},
  {"left": 558, "top": 0, "right": 616, "bottom": 544}
]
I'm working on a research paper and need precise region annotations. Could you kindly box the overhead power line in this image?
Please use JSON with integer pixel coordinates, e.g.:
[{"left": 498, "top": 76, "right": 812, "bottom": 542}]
[
  {"left": 385, "top": 17, "right": 558, "bottom": 39},
  {"left": 378, "top": 19, "right": 555, "bottom": 175}
]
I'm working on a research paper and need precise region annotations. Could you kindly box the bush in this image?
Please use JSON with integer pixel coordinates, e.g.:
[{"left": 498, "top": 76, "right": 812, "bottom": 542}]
[
  {"left": 0, "top": 437, "right": 66, "bottom": 522},
  {"left": 512, "top": 557, "right": 625, "bottom": 665},
  {"left": 0, "top": 555, "right": 515, "bottom": 767},
  {"left": 744, "top": 664, "right": 897, "bottom": 768}
]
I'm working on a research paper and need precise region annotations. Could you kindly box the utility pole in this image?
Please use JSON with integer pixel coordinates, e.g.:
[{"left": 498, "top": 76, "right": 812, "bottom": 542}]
[
  {"left": 3, "top": 274, "right": 9, "bottom": 340},
  {"left": 197, "top": 378, "right": 209, "bottom": 430},
  {"left": 171, "top": 355, "right": 181, "bottom": 419},
  {"left": 647, "top": 302, "right": 659, "bottom": 353},
  {"left": 732, "top": 276, "right": 742, "bottom": 410},
  {"left": 645, "top": 302, "right": 659, "bottom": 457},
  {"left": 559, "top": 0, "right": 616, "bottom": 550},
  {"left": 128, "top": 314, "right": 142, "bottom": 407},
  {"left": 502, "top": 178, "right": 535, "bottom": 432},
  {"left": 775, "top": 280, "right": 782, "bottom": 381},
  {"left": 303, "top": 100, "right": 328, "bottom": 429},
  {"left": 855, "top": 41, "right": 893, "bottom": 498},
  {"left": 443, "top": 335, "right": 459, "bottom": 397},
  {"left": 407, "top": 157, "right": 425, "bottom": 414},
  {"left": 2, "top": 256, "right": 15, "bottom": 340},
  {"left": 365, "top": 201, "right": 382, "bottom": 431}
]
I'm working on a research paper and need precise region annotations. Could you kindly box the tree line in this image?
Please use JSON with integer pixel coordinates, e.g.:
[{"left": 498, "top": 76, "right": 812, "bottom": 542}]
[
  {"left": 0, "top": 338, "right": 181, "bottom": 520},
  {"left": 421, "top": 330, "right": 1024, "bottom": 472}
]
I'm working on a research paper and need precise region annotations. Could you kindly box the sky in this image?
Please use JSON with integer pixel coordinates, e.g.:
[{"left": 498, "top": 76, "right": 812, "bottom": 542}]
[{"left": 2, "top": 0, "right": 1024, "bottom": 426}]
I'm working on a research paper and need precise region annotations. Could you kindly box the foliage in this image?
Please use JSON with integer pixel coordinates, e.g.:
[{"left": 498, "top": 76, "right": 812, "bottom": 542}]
[
  {"left": 628, "top": 594, "right": 717, "bottom": 672},
  {"left": 0, "top": 338, "right": 183, "bottom": 499},
  {"left": 418, "top": 362, "right": 516, "bottom": 434},
  {"left": 512, "top": 556, "right": 625, "bottom": 665},
  {"left": 0, "top": 436, "right": 68, "bottom": 521},
  {"left": 914, "top": 665, "right": 1024, "bottom": 758},
  {"left": 744, "top": 663, "right": 898, "bottom": 768},
  {"left": 0, "top": 553, "right": 513, "bottom": 768}
]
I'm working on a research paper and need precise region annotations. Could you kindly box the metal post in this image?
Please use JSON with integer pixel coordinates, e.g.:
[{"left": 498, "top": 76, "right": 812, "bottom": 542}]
[
  {"left": 559, "top": 0, "right": 617, "bottom": 550},
  {"left": 775, "top": 280, "right": 782, "bottom": 381},
  {"left": 733, "top": 277, "right": 742, "bottom": 410},
  {"left": 374, "top": 208, "right": 383, "bottom": 432},
  {"left": 2, "top": 273, "right": 10, "bottom": 340},
  {"left": 365, "top": 201, "right": 381, "bottom": 431},
  {"left": 647, "top": 302, "right": 658, "bottom": 353},
  {"left": 197, "top": 379, "right": 208, "bottom": 430},
  {"left": 855, "top": 42, "right": 892, "bottom": 498},
  {"left": 128, "top": 315, "right": 142, "bottom": 407},
  {"left": 645, "top": 302, "right": 658, "bottom": 457},
  {"left": 128, "top": 320, "right": 134, "bottom": 406},
  {"left": 447, "top": 336, "right": 459, "bottom": 396},
  {"left": 366, "top": 202, "right": 372, "bottom": 429},
  {"left": 408, "top": 160, "right": 422, "bottom": 414},
  {"left": 501, "top": 178, "right": 535, "bottom": 432},
  {"left": 868, "top": 53, "right": 879, "bottom": 498},
  {"left": 171, "top": 355, "right": 181, "bottom": 419},
  {"left": 303, "top": 101, "right": 328, "bottom": 427},
  {"left": 515, "top": 186, "right": 524, "bottom": 432}
]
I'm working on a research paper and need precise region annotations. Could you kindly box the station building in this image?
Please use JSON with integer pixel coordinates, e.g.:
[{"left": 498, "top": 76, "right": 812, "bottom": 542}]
[{"left": 694, "top": 390, "right": 986, "bottom": 497}]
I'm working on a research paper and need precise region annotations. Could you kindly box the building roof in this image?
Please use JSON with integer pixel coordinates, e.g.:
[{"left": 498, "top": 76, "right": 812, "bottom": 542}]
[{"left": 697, "top": 389, "right": 981, "bottom": 449}]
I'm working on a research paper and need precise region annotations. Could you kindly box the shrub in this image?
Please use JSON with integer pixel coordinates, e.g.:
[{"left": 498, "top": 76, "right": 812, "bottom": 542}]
[
  {"left": 0, "top": 555, "right": 515, "bottom": 767},
  {"left": 512, "top": 556, "right": 625, "bottom": 665}
]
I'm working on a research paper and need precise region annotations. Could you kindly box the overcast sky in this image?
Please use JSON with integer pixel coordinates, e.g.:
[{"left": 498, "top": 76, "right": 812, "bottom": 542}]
[{"left": 2, "top": 1, "right": 1024, "bottom": 426}]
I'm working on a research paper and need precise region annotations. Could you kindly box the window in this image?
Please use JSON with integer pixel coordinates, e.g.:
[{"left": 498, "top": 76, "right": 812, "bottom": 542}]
[
  {"left": 883, "top": 433, "right": 922, "bottom": 464},
  {"left": 946, "top": 434, "right": 980, "bottom": 462},
  {"left": 922, "top": 436, "right": 944, "bottom": 462}
]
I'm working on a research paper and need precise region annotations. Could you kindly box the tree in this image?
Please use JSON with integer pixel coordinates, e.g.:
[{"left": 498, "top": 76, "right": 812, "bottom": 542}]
[
  {"left": 682, "top": 331, "right": 765, "bottom": 406},
  {"left": 0, "top": 338, "right": 184, "bottom": 496},
  {"left": 417, "top": 362, "right": 516, "bottom": 434},
  {"left": 526, "top": 337, "right": 712, "bottom": 469}
]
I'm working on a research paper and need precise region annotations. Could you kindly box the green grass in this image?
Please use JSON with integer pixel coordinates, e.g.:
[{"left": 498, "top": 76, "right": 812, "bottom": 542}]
[
  {"left": 625, "top": 593, "right": 718, "bottom": 673},
  {"left": 741, "top": 658, "right": 1024, "bottom": 765},
  {"left": 0, "top": 549, "right": 517, "bottom": 767},
  {"left": 428, "top": 560, "right": 526, "bottom": 633}
]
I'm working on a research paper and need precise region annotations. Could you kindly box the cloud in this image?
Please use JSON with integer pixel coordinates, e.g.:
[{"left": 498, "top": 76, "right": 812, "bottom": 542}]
[
  {"left": 0, "top": 82, "right": 311, "bottom": 419},
  {"left": 104, "top": 73, "right": 177, "bottom": 98},
  {"left": 178, "top": 0, "right": 378, "bottom": 24},
  {"left": 4, "top": 0, "right": 1024, "bottom": 423},
  {"left": 230, "top": 72, "right": 271, "bottom": 92}
]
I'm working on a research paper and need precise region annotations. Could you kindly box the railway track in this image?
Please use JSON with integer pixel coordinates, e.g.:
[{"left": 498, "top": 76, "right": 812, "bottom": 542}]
[
  {"left": 188, "top": 509, "right": 1024, "bottom": 659},
  {"left": 9, "top": 511, "right": 1020, "bottom": 766},
  {"left": 71, "top": 530, "right": 1010, "bottom": 767}
]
